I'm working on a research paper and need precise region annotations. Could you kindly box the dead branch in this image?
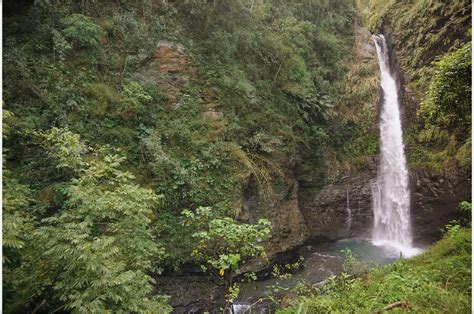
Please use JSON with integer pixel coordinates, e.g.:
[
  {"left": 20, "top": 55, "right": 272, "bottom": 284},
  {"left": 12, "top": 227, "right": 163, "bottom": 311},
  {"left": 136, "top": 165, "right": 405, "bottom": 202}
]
[{"left": 373, "top": 299, "right": 409, "bottom": 313}]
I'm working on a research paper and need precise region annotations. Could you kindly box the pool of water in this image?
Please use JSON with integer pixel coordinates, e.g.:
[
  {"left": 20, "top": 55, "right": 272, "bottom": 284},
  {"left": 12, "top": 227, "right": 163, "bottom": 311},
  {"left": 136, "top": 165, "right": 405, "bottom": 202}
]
[
  {"left": 234, "top": 238, "right": 424, "bottom": 313},
  {"left": 311, "top": 237, "right": 416, "bottom": 263}
]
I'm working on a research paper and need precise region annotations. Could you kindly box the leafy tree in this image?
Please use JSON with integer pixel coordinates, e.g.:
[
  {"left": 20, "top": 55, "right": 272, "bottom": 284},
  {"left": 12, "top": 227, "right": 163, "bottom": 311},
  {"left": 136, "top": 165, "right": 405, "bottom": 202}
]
[
  {"left": 182, "top": 207, "right": 271, "bottom": 288},
  {"left": 121, "top": 81, "right": 152, "bottom": 114},
  {"left": 2, "top": 172, "right": 32, "bottom": 259},
  {"left": 3, "top": 111, "right": 35, "bottom": 310},
  {"left": 39, "top": 127, "right": 86, "bottom": 170},
  {"left": 6, "top": 129, "right": 171, "bottom": 313},
  {"left": 60, "top": 14, "right": 105, "bottom": 50},
  {"left": 3, "top": 111, "right": 33, "bottom": 261}
]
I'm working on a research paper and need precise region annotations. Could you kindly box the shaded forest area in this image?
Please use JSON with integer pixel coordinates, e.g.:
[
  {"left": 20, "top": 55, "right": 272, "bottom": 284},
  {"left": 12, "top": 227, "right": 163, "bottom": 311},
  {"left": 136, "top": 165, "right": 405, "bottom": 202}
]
[{"left": 3, "top": 0, "right": 471, "bottom": 313}]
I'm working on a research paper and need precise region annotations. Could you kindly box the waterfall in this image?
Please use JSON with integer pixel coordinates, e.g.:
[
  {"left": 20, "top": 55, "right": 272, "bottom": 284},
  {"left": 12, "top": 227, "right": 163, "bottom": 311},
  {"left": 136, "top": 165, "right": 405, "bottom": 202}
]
[{"left": 371, "top": 34, "right": 420, "bottom": 257}]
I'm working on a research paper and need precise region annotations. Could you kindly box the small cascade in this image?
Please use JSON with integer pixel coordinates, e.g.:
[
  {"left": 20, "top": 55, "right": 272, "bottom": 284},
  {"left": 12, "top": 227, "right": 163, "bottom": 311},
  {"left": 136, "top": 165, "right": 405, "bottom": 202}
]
[
  {"left": 230, "top": 301, "right": 269, "bottom": 314},
  {"left": 230, "top": 303, "right": 250, "bottom": 314},
  {"left": 371, "top": 34, "right": 421, "bottom": 257},
  {"left": 345, "top": 189, "right": 352, "bottom": 232}
]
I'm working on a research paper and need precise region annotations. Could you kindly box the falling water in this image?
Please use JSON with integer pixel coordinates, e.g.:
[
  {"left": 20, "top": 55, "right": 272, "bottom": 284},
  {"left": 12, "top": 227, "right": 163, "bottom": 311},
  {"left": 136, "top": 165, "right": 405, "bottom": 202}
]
[
  {"left": 371, "top": 34, "right": 420, "bottom": 257},
  {"left": 231, "top": 303, "right": 250, "bottom": 314}
]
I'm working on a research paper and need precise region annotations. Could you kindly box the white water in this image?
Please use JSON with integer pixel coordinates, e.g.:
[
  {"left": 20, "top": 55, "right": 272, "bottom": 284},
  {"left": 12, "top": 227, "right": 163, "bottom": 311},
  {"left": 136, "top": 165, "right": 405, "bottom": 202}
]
[
  {"left": 371, "top": 34, "right": 420, "bottom": 258},
  {"left": 231, "top": 303, "right": 250, "bottom": 314}
]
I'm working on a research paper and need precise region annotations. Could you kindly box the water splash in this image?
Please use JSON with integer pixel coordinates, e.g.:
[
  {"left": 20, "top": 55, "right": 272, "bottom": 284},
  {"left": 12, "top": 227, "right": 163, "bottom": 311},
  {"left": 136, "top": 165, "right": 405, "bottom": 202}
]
[
  {"left": 231, "top": 303, "right": 250, "bottom": 314},
  {"left": 371, "top": 34, "right": 421, "bottom": 258},
  {"left": 230, "top": 301, "right": 268, "bottom": 314}
]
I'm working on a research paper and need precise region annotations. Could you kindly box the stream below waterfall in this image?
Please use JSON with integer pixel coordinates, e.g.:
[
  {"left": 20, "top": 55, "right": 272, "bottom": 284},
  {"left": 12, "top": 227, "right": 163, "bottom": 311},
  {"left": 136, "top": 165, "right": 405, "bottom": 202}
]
[
  {"left": 154, "top": 236, "right": 430, "bottom": 313},
  {"left": 231, "top": 237, "right": 425, "bottom": 313}
]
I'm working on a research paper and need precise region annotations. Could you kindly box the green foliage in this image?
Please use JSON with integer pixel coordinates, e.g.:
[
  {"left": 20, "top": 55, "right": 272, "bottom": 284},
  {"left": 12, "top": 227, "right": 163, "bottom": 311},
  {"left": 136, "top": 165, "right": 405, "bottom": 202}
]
[
  {"left": 331, "top": 47, "right": 380, "bottom": 171},
  {"left": 60, "top": 14, "right": 105, "bottom": 49},
  {"left": 265, "top": 283, "right": 291, "bottom": 306},
  {"left": 341, "top": 248, "right": 367, "bottom": 275},
  {"left": 225, "top": 283, "right": 241, "bottom": 304},
  {"left": 2, "top": 174, "right": 32, "bottom": 254},
  {"left": 356, "top": 0, "right": 396, "bottom": 32},
  {"left": 271, "top": 256, "right": 305, "bottom": 280},
  {"left": 180, "top": 0, "right": 354, "bottom": 171},
  {"left": 292, "top": 281, "right": 312, "bottom": 297},
  {"left": 5, "top": 129, "right": 171, "bottom": 313},
  {"left": 419, "top": 42, "right": 471, "bottom": 133},
  {"left": 2, "top": 165, "right": 34, "bottom": 312},
  {"left": 413, "top": 42, "right": 472, "bottom": 171},
  {"left": 183, "top": 207, "right": 271, "bottom": 283},
  {"left": 121, "top": 81, "right": 152, "bottom": 113},
  {"left": 245, "top": 132, "right": 283, "bottom": 154},
  {"left": 361, "top": 0, "right": 470, "bottom": 74},
  {"left": 263, "top": 257, "right": 307, "bottom": 306},
  {"left": 36, "top": 127, "right": 86, "bottom": 170},
  {"left": 11, "top": 1, "right": 472, "bottom": 312},
  {"left": 242, "top": 271, "right": 257, "bottom": 283},
  {"left": 52, "top": 29, "right": 72, "bottom": 61},
  {"left": 3, "top": 0, "right": 356, "bottom": 244},
  {"left": 181, "top": 206, "right": 271, "bottom": 306},
  {"left": 321, "top": 272, "right": 356, "bottom": 295},
  {"left": 454, "top": 201, "right": 472, "bottom": 226},
  {"left": 3, "top": 111, "right": 34, "bottom": 261},
  {"left": 293, "top": 93, "right": 336, "bottom": 123},
  {"left": 459, "top": 201, "right": 472, "bottom": 214},
  {"left": 140, "top": 121, "right": 245, "bottom": 215}
]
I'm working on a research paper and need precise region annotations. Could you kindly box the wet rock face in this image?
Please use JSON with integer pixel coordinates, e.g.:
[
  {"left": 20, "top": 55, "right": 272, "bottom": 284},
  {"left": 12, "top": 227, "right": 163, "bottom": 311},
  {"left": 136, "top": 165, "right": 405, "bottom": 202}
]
[
  {"left": 154, "top": 275, "right": 225, "bottom": 314},
  {"left": 297, "top": 168, "right": 377, "bottom": 242},
  {"left": 294, "top": 164, "right": 470, "bottom": 246},
  {"left": 411, "top": 168, "right": 471, "bottom": 245},
  {"left": 241, "top": 171, "right": 309, "bottom": 260},
  {"left": 354, "top": 24, "right": 377, "bottom": 63}
]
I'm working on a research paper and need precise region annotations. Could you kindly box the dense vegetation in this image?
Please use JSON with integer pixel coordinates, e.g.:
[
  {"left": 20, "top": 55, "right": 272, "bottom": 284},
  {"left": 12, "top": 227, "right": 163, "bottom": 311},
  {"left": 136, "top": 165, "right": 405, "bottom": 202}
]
[
  {"left": 273, "top": 1, "right": 473, "bottom": 311},
  {"left": 357, "top": 0, "right": 472, "bottom": 171},
  {"left": 3, "top": 1, "right": 359, "bottom": 312},
  {"left": 3, "top": 0, "right": 471, "bottom": 312}
]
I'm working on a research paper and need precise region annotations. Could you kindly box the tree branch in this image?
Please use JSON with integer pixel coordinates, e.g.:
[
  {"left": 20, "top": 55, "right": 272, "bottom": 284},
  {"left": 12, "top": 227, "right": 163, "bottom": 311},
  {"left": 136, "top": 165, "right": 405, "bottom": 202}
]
[
  {"left": 31, "top": 299, "right": 46, "bottom": 314},
  {"left": 373, "top": 300, "right": 409, "bottom": 313},
  {"left": 271, "top": 51, "right": 289, "bottom": 90}
]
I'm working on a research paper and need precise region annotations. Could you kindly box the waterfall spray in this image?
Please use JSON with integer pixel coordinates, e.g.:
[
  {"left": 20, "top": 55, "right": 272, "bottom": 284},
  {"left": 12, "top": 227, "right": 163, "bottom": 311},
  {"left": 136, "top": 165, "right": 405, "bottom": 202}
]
[{"left": 372, "top": 34, "right": 420, "bottom": 257}]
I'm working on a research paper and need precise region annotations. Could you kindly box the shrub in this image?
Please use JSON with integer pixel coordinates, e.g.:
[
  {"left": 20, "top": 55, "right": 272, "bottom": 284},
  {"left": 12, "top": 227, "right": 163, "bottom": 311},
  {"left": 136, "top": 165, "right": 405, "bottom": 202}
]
[
  {"left": 419, "top": 42, "right": 471, "bottom": 135},
  {"left": 60, "top": 14, "right": 105, "bottom": 50},
  {"left": 182, "top": 207, "right": 271, "bottom": 288}
]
